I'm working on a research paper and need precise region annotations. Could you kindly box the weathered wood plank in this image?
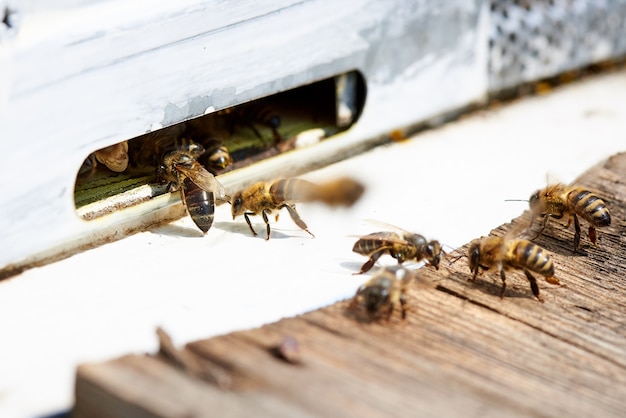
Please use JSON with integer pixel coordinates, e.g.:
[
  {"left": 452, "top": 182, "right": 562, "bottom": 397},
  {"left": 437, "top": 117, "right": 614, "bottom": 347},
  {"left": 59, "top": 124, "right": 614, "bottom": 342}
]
[{"left": 74, "top": 152, "right": 626, "bottom": 417}]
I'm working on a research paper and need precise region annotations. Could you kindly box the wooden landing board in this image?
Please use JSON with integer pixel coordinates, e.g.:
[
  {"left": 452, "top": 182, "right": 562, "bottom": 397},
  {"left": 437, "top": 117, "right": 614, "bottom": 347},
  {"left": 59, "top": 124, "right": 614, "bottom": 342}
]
[{"left": 73, "top": 153, "right": 626, "bottom": 418}]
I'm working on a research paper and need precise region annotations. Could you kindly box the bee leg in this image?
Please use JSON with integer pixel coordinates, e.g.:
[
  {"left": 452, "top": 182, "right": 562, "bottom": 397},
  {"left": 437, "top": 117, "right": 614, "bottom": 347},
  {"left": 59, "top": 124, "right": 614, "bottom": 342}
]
[
  {"left": 523, "top": 270, "right": 544, "bottom": 302},
  {"left": 386, "top": 304, "right": 394, "bottom": 320},
  {"left": 281, "top": 204, "right": 315, "bottom": 238},
  {"left": 271, "top": 128, "right": 282, "bottom": 145},
  {"left": 243, "top": 212, "right": 258, "bottom": 237},
  {"left": 573, "top": 214, "right": 581, "bottom": 252},
  {"left": 246, "top": 122, "right": 264, "bottom": 141},
  {"left": 399, "top": 294, "right": 407, "bottom": 320},
  {"left": 261, "top": 210, "right": 271, "bottom": 240},
  {"left": 498, "top": 269, "right": 507, "bottom": 299},
  {"left": 356, "top": 252, "right": 382, "bottom": 275},
  {"left": 545, "top": 276, "right": 560, "bottom": 285},
  {"left": 588, "top": 225, "right": 597, "bottom": 245},
  {"left": 470, "top": 264, "right": 485, "bottom": 281},
  {"left": 531, "top": 215, "right": 550, "bottom": 241}
]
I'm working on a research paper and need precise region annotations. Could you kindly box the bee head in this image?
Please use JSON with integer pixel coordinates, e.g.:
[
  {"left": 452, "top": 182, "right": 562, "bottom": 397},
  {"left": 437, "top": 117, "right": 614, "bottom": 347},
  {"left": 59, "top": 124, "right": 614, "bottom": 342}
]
[
  {"left": 529, "top": 190, "right": 541, "bottom": 210},
  {"left": 468, "top": 241, "right": 481, "bottom": 276},
  {"left": 208, "top": 146, "right": 232, "bottom": 170},
  {"left": 426, "top": 240, "right": 442, "bottom": 270},
  {"left": 363, "top": 284, "right": 390, "bottom": 314},
  {"left": 231, "top": 192, "right": 244, "bottom": 219}
]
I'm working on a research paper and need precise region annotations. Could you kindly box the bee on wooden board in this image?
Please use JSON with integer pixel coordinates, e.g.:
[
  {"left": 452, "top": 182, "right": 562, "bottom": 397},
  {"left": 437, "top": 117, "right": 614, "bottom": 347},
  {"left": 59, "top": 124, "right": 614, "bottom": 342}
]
[
  {"left": 352, "top": 221, "right": 443, "bottom": 275},
  {"left": 466, "top": 234, "right": 559, "bottom": 302},
  {"left": 349, "top": 266, "right": 431, "bottom": 320},
  {"left": 231, "top": 177, "right": 365, "bottom": 240},
  {"left": 528, "top": 183, "right": 611, "bottom": 252},
  {"left": 158, "top": 142, "right": 226, "bottom": 234}
]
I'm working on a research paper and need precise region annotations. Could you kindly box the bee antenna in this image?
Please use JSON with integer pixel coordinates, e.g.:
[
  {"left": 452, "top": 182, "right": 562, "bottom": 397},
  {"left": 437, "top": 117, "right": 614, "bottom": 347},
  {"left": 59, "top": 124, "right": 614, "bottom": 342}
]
[
  {"left": 448, "top": 254, "right": 467, "bottom": 266},
  {"left": 504, "top": 199, "right": 529, "bottom": 202}
]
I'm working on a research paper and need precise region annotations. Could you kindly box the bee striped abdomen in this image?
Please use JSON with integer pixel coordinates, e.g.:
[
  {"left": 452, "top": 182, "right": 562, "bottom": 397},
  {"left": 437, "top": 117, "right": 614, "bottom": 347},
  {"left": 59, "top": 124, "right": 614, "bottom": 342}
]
[
  {"left": 352, "top": 232, "right": 398, "bottom": 255},
  {"left": 270, "top": 179, "right": 317, "bottom": 203},
  {"left": 182, "top": 177, "right": 215, "bottom": 233},
  {"left": 568, "top": 189, "right": 611, "bottom": 227},
  {"left": 251, "top": 106, "right": 281, "bottom": 129},
  {"left": 512, "top": 240, "right": 554, "bottom": 277}
]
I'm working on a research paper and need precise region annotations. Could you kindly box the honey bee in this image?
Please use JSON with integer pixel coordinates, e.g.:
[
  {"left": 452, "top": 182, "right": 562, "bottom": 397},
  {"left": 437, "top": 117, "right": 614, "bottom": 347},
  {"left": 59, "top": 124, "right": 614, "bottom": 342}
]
[
  {"left": 225, "top": 103, "right": 283, "bottom": 144},
  {"left": 203, "top": 141, "right": 232, "bottom": 171},
  {"left": 467, "top": 235, "right": 559, "bottom": 302},
  {"left": 77, "top": 153, "right": 97, "bottom": 178},
  {"left": 352, "top": 223, "right": 442, "bottom": 274},
  {"left": 158, "top": 143, "right": 226, "bottom": 233},
  {"left": 201, "top": 138, "right": 233, "bottom": 174},
  {"left": 231, "top": 177, "right": 364, "bottom": 239},
  {"left": 529, "top": 183, "right": 611, "bottom": 251},
  {"left": 94, "top": 141, "right": 129, "bottom": 172},
  {"left": 78, "top": 141, "right": 129, "bottom": 178},
  {"left": 132, "top": 124, "right": 231, "bottom": 174},
  {"left": 349, "top": 266, "right": 420, "bottom": 320}
]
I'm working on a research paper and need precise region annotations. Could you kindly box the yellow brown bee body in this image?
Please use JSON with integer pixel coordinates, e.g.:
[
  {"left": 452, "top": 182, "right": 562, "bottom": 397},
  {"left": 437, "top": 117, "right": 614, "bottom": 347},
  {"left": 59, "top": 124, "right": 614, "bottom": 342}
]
[
  {"left": 231, "top": 177, "right": 364, "bottom": 240},
  {"left": 160, "top": 147, "right": 226, "bottom": 234},
  {"left": 94, "top": 141, "right": 129, "bottom": 173},
  {"left": 349, "top": 267, "right": 412, "bottom": 320},
  {"left": 529, "top": 183, "right": 611, "bottom": 251},
  {"left": 205, "top": 144, "right": 232, "bottom": 171},
  {"left": 352, "top": 231, "right": 442, "bottom": 274},
  {"left": 468, "top": 236, "right": 558, "bottom": 302}
]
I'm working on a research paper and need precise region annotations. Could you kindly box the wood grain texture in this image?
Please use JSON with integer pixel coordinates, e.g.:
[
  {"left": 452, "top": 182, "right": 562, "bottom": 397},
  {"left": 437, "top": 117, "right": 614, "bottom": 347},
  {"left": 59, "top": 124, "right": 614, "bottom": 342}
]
[{"left": 73, "top": 152, "right": 626, "bottom": 418}]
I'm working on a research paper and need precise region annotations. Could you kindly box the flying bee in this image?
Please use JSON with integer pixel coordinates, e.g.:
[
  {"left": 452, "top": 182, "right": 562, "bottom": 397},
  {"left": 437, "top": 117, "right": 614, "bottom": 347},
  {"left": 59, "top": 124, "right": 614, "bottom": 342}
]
[
  {"left": 158, "top": 144, "right": 226, "bottom": 234},
  {"left": 352, "top": 222, "right": 442, "bottom": 274},
  {"left": 467, "top": 234, "right": 559, "bottom": 302},
  {"left": 528, "top": 183, "right": 611, "bottom": 251},
  {"left": 231, "top": 177, "right": 364, "bottom": 240},
  {"left": 349, "top": 266, "right": 427, "bottom": 320}
]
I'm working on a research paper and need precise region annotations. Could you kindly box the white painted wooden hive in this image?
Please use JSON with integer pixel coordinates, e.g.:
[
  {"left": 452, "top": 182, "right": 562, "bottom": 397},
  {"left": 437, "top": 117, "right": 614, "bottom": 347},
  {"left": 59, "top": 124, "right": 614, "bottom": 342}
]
[{"left": 1, "top": 0, "right": 625, "bottom": 275}]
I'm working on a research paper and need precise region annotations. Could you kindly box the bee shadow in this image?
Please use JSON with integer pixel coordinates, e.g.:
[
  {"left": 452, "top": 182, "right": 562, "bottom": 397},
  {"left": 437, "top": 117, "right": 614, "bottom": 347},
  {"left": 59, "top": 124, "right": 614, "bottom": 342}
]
[
  {"left": 531, "top": 234, "right": 589, "bottom": 257},
  {"left": 445, "top": 271, "right": 538, "bottom": 301},
  {"left": 151, "top": 224, "right": 206, "bottom": 238},
  {"left": 211, "top": 221, "right": 304, "bottom": 240},
  {"left": 338, "top": 261, "right": 370, "bottom": 274},
  {"left": 341, "top": 305, "right": 392, "bottom": 324}
]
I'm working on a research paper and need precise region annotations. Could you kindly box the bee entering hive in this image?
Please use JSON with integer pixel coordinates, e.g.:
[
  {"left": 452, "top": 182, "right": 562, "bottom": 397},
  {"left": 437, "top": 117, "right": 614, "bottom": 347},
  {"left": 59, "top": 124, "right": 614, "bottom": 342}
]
[{"left": 73, "top": 71, "right": 367, "bottom": 224}]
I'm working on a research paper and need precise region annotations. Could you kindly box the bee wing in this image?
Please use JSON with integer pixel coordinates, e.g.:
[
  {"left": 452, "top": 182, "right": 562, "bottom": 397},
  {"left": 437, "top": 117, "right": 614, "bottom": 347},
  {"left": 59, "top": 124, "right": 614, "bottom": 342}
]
[
  {"left": 176, "top": 163, "right": 226, "bottom": 199},
  {"left": 356, "top": 230, "right": 412, "bottom": 245},
  {"left": 363, "top": 219, "right": 413, "bottom": 236}
]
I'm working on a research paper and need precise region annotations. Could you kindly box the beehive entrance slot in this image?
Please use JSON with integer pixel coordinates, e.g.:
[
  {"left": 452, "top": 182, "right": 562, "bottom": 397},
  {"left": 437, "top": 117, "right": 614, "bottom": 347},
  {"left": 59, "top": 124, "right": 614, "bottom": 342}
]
[{"left": 73, "top": 71, "right": 366, "bottom": 221}]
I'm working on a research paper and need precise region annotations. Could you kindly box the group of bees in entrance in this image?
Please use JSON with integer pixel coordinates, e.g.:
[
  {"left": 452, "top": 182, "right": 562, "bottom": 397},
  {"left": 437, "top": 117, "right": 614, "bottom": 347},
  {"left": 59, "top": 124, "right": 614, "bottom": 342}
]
[
  {"left": 78, "top": 101, "right": 292, "bottom": 181},
  {"left": 348, "top": 183, "right": 612, "bottom": 321},
  {"left": 79, "top": 109, "right": 613, "bottom": 322}
]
